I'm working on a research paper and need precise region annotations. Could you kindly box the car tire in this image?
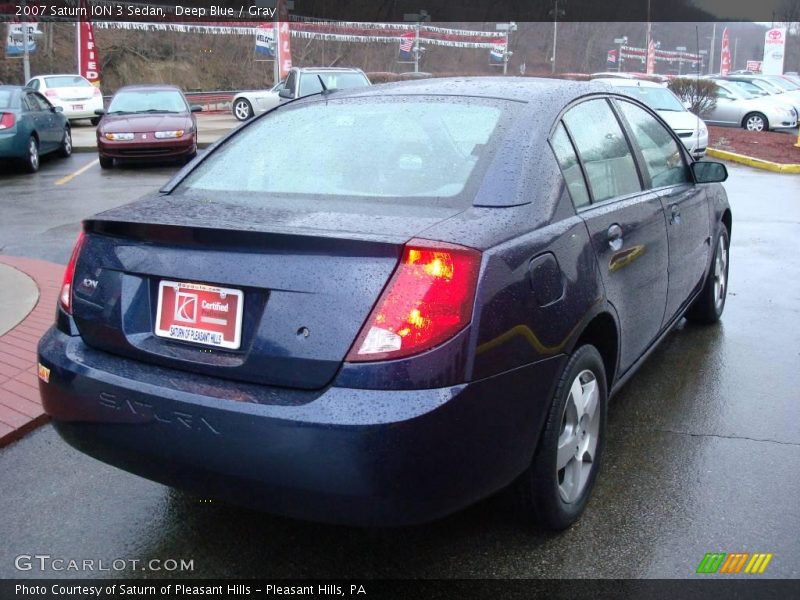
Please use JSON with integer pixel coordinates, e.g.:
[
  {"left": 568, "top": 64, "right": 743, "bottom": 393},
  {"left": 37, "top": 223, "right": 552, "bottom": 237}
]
[
  {"left": 233, "top": 98, "right": 253, "bottom": 121},
  {"left": 58, "top": 127, "right": 72, "bottom": 158},
  {"left": 90, "top": 117, "right": 100, "bottom": 126},
  {"left": 686, "top": 225, "right": 730, "bottom": 325},
  {"left": 98, "top": 155, "right": 113, "bottom": 169},
  {"left": 516, "top": 344, "right": 607, "bottom": 530},
  {"left": 183, "top": 150, "right": 197, "bottom": 165},
  {"left": 22, "top": 136, "right": 40, "bottom": 173},
  {"left": 743, "top": 112, "right": 768, "bottom": 132}
]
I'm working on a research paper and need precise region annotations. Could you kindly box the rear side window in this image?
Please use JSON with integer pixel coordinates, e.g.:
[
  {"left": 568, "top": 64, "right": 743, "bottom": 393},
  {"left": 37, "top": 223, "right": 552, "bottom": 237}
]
[
  {"left": 26, "top": 79, "right": 40, "bottom": 91},
  {"left": 550, "top": 122, "right": 590, "bottom": 209},
  {"left": 616, "top": 100, "right": 690, "bottom": 189},
  {"left": 563, "top": 99, "right": 641, "bottom": 203}
]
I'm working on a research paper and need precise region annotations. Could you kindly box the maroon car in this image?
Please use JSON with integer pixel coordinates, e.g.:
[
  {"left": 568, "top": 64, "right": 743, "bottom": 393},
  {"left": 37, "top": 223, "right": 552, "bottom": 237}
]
[{"left": 95, "top": 84, "right": 201, "bottom": 168}]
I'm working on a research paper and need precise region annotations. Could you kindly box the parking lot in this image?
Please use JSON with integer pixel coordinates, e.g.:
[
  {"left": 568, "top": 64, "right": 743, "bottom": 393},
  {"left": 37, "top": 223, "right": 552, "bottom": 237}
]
[{"left": 0, "top": 155, "right": 798, "bottom": 578}]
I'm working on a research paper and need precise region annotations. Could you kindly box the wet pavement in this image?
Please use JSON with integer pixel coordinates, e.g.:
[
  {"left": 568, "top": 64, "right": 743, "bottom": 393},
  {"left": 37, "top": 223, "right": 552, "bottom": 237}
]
[{"left": 0, "top": 159, "right": 798, "bottom": 579}]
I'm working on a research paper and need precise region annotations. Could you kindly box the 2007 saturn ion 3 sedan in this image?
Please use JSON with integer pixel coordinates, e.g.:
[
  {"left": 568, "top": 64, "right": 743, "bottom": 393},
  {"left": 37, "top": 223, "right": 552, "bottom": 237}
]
[{"left": 38, "top": 78, "right": 731, "bottom": 529}]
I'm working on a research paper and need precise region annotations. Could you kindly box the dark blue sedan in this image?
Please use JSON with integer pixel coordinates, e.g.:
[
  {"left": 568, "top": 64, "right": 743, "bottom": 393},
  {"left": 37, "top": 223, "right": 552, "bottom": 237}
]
[
  {"left": 37, "top": 78, "right": 731, "bottom": 529},
  {"left": 0, "top": 85, "right": 72, "bottom": 172}
]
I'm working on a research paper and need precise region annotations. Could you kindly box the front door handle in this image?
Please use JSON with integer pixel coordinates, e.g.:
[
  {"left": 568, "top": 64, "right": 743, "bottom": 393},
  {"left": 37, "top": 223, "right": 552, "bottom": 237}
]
[
  {"left": 607, "top": 224, "right": 623, "bottom": 251},
  {"left": 669, "top": 204, "right": 681, "bottom": 225}
]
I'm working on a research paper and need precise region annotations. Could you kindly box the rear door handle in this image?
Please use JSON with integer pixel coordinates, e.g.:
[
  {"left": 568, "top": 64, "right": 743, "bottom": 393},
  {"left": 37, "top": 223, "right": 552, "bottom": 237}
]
[{"left": 607, "top": 224, "right": 623, "bottom": 251}]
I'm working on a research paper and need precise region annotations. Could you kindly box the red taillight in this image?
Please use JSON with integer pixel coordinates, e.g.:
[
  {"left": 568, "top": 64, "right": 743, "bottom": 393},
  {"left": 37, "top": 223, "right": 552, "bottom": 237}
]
[
  {"left": 45, "top": 89, "right": 58, "bottom": 98},
  {"left": 59, "top": 231, "right": 86, "bottom": 315},
  {"left": 0, "top": 113, "right": 14, "bottom": 130},
  {"left": 346, "top": 239, "right": 481, "bottom": 362}
]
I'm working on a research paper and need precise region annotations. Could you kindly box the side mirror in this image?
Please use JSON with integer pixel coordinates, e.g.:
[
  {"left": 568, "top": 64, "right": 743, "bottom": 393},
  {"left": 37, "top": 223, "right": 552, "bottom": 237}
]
[
  {"left": 190, "top": 105, "right": 203, "bottom": 113},
  {"left": 691, "top": 161, "right": 728, "bottom": 183},
  {"left": 94, "top": 108, "right": 106, "bottom": 116},
  {"left": 278, "top": 88, "right": 294, "bottom": 100},
  {"left": 52, "top": 106, "right": 63, "bottom": 113}
]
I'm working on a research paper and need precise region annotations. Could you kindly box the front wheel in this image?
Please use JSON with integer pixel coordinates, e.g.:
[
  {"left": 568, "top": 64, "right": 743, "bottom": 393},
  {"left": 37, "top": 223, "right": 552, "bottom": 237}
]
[
  {"left": 516, "top": 344, "right": 608, "bottom": 530},
  {"left": 98, "top": 155, "right": 113, "bottom": 169},
  {"left": 233, "top": 98, "right": 253, "bottom": 121},
  {"left": 743, "top": 112, "right": 768, "bottom": 132},
  {"left": 686, "top": 226, "right": 729, "bottom": 325}
]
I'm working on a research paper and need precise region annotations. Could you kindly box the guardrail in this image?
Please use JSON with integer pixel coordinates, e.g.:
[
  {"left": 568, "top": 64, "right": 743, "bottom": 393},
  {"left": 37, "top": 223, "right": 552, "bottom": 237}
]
[{"left": 102, "top": 90, "right": 237, "bottom": 114}]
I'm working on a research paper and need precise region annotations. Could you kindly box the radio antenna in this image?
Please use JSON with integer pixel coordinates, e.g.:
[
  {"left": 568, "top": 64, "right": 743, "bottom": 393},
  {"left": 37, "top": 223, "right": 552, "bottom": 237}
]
[{"left": 695, "top": 25, "right": 701, "bottom": 161}]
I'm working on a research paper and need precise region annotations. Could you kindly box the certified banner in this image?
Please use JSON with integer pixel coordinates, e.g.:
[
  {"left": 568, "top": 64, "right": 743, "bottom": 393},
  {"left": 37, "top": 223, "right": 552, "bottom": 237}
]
[
  {"left": 76, "top": 0, "right": 101, "bottom": 85},
  {"left": 762, "top": 27, "right": 786, "bottom": 75}
]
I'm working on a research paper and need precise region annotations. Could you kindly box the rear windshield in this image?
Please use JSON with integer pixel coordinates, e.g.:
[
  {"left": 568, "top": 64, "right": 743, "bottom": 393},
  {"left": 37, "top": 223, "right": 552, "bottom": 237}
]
[
  {"left": 108, "top": 90, "right": 188, "bottom": 114},
  {"left": 618, "top": 86, "right": 685, "bottom": 112},
  {"left": 299, "top": 72, "right": 370, "bottom": 96},
  {"left": 0, "top": 90, "right": 16, "bottom": 109},
  {"left": 177, "top": 96, "right": 511, "bottom": 204},
  {"left": 45, "top": 76, "right": 92, "bottom": 88}
]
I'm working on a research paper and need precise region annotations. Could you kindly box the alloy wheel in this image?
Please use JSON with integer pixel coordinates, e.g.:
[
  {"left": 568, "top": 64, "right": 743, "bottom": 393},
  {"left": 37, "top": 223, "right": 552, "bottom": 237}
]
[
  {"left": 556, "top": 369, "right": 600, "bottom": 503},
  {"left": 713, "top": 236, "right": 728, "bottom": 312},
  {"left": 63, "top": 129, "right": 72, "bottom": 155},
  {"left": 234, "top": 100, "right": 251, "bottom": 120},
  {"left": 746, "top": 115, "right": 765, "bottom": 131},
  {"left": 29, "top": 138, "right": 39, "bottom": 170}
]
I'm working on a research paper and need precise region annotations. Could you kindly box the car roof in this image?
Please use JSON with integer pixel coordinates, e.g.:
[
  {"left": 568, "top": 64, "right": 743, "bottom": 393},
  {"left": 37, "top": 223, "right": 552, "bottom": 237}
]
[
  {"left": 35, "top": 74, "right": 90, "bottom": 79},
  {"left": 592, "top": 78, "right": 664, "bottom": 88},
  {"left": 296, "top": 67, "right": 364, "bottom": 73},
  {"left": 328, "top": 76, "right": 614, "bottom": 104},
  {"left": 115, "top": 84, "right": 183, "bottom": 93}
]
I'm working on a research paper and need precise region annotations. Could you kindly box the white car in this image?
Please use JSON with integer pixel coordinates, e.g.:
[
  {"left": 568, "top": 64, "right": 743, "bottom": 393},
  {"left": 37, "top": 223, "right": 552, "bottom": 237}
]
[
  {"left": 25, "top": 74, "right": 104, "bottom": 123},
  {"left": 231, "top": 68, "right": 371, "bottom": 122},
  {"left": 231, "top": 80, "right": 285, "bottom": 122},
  {"left": 594, "top": 78, "right": 708, "bottom": 158}
]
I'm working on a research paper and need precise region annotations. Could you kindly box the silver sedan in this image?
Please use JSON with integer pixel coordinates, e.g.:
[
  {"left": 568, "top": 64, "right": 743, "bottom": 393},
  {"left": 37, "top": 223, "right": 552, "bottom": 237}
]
[{"left": 705, "top": 79, "right": 797, "bottom": 131}]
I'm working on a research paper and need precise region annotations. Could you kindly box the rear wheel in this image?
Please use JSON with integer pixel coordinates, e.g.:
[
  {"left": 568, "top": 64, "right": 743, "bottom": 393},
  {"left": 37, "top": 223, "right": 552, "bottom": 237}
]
[
  {"left": 233, "top": 98, "right": 253, "bottom": 121},
  {"left": 686, "top": 226, "right": 729, "bottom": 325},
  {"left": 98, "top": 155, "right": 113, "bottom": 169},
  {"left": 22, "top": 136, "right": 39, "bottom": 173},
  {"left": 516, "top": 344, "right": 607, "bottom": 530},
  {"left": 58, "top": 127, "right": 72, "bottom": 158},
  {"left": 90, "top": 117, "right": 100, "bottom": 126},
  {"left": 743, "top": 112, "right": 768, "bottom": 132}
]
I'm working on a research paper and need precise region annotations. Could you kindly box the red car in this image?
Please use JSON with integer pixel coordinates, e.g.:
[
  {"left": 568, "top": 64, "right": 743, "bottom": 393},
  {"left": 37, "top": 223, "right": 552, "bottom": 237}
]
[{"left": 95, "top": 84, "right": 201, "bottom": 168}]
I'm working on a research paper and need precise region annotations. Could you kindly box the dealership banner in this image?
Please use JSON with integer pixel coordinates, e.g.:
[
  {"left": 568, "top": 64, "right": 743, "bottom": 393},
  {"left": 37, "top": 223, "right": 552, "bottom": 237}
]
[
  {"left": 762, "top": 27, "right": 786, "bottom": 75},
  {"left": 255, "top": 23, "right": 274, "bottom": 57},
  {"left": 646, "top": 40, "right": 656, "bottom": 74},
  {"left": 746, "top": 59, "right": 762, "bottom": 73},
  {"left": 5, "top": 22, "right": 38, "bottom": 56},
  {"left": 490, "top": 40, "right": 506, "bottom": 64},
  {"left": 607, "top": 49, "right": 617, "bottom": 69},
  {"left": 720, "top": 27, "right": 731, "bottom": 75}
]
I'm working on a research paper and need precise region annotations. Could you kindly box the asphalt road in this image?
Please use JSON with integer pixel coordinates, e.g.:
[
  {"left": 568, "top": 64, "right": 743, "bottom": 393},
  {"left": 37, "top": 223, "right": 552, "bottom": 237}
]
[{"left": 0, "top": 155, "right": 798, "bottom": 579}]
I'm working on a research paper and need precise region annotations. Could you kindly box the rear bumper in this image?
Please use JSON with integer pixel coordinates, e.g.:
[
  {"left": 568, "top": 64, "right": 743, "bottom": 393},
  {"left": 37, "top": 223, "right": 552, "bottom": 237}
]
[
  {"left": 51, "top": 96, "right": 104, "bottom": 120},
  {"left": 0, "top": 130, "right": 23, "bottom": 158},
  {"left": 38, "top": 327, "right": 562, "bottom": 526},
  {"left": 98, "top": 134, "right": 196, "bottom": 160}
]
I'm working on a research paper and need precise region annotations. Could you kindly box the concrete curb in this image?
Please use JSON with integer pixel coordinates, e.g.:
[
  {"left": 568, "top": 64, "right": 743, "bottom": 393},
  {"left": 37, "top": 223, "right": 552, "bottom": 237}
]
[
  {"left": 0, "top": 256, "right": 64, "bottom": 448},
  {"left": 706, "top": 148, "right": 800, "bottom": 174}
]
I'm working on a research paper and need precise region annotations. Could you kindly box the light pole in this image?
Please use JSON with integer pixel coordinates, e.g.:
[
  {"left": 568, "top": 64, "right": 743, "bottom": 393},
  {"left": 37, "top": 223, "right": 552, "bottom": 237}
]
[
  {"left": 708, "top": 23, "right": 717, "bottom": 74},
  {"left": 549, "top": 0, "right": 565, "bottom": 74},
  {"left": 403, "top": 10, "right": 430, "bottom": 73}
]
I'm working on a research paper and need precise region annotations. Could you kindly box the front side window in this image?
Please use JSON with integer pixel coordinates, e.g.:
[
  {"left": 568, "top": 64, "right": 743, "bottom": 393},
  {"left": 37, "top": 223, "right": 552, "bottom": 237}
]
[
  {"left": 178, "top": 97, "right": 509, "bottom": 204},
  {"left": 616, "top": 100, "right": 689, "bottom": 189},
  {"left": 562, "top": 98, "right": 641, "bottom": 203},
  {"left": 550, "top": 122, "right": 590, "bottom": 209}
]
